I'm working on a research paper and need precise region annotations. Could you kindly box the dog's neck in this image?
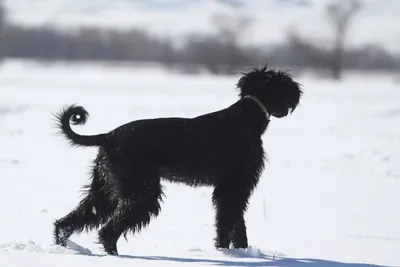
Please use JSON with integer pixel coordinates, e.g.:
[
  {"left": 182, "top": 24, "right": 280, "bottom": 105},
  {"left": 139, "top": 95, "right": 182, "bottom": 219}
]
[{"left": 243, "top": 95, "right": 270, "bottom": 121}]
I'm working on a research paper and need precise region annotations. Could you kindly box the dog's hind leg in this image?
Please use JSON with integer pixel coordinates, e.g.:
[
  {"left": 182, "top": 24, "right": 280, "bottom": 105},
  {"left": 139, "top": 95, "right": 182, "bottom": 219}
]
[
  {"left": 53, "top": 173, "right": 116, "bottom": 246},
  {"left": 212, "top": 181, "right": 252, "bottom": 250},
  {"left": 98, "top": 168, "right": 163, "bottom": 255}
]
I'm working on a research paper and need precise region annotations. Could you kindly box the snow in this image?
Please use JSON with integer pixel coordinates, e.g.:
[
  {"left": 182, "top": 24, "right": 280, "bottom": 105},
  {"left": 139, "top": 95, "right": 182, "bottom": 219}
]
[
  {"left": 1, "top": 59, "right": 400, "bottom": 266},
  {"left": 3, "top": 0, "right": 400, "bottom": 52}
]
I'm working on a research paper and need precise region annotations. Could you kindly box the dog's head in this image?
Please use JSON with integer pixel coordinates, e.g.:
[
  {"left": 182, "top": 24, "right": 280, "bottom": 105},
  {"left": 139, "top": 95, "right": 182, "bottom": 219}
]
[{"left": 237, "top": 65, "right": 302, "bottom": 118}]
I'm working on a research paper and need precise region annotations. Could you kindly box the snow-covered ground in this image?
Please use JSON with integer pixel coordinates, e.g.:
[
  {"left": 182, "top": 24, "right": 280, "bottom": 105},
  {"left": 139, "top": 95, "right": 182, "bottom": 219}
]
[
  {"left": 0, "top": 60, "right": 400, "bottom": 267},
  {"left": 3, "top": 0, "right": 400, "bottom": 52}
]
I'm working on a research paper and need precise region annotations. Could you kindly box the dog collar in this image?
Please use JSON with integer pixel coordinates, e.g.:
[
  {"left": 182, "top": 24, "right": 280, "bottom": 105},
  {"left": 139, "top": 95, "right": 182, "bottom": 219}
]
[{"left": 244, "top": 95, "right": 270, "bottom": 121}]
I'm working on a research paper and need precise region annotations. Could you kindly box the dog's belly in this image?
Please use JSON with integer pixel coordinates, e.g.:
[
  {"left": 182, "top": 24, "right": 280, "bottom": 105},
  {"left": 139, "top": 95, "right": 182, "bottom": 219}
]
[{"left": 159, "top": 165, "right": 220, "bottom": 187}]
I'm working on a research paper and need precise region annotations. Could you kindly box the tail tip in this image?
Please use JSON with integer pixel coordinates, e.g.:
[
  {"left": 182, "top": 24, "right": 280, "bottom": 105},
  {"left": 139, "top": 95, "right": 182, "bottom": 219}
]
[
  {"left": 54, "top": 104, "right": 89, "bottom": 126},
  {"left": 70, "top": 106, "right": 89, "bottom": 125}
]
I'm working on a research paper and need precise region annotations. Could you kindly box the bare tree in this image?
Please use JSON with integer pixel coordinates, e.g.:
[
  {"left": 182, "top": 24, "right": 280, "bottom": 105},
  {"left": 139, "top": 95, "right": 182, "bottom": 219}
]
[
  {"left": 211, "top": 13, "right": 254, "bottom": 74},
  {"left": 182, "top": 13, "right": 255, "bottom": 75},
  {"left": 211, "top": 13, "right": 253, "bottom": 44},
  {"left": 326, "top": 0, "right": 363, "bottom": 79},
  {"left": 285, "top": 0, "right": 363, "bottom": 79},
  {"left": 0, "top": 0, "right": 6, "bottom": 64},
  {"left": 286, "top": 30, "right": 331, "bottom": 69}
]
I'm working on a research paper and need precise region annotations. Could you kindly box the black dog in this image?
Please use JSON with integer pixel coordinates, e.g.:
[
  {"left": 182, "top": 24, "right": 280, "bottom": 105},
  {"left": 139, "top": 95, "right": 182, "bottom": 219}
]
[{"left": 53, "top": 65, "right": 302, "bottom": 255}]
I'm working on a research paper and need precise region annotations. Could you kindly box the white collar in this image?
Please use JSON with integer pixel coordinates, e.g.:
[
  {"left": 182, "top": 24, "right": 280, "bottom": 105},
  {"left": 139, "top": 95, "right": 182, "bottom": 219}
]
[{"left": 243, "top": 95, "right": 270, "bottom": 121}]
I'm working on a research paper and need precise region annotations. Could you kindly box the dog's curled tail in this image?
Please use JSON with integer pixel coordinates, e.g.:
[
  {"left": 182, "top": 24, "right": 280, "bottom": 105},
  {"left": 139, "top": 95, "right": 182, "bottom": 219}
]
[{"left": 54, "top": 104, "right": 108, "bottom": 147}]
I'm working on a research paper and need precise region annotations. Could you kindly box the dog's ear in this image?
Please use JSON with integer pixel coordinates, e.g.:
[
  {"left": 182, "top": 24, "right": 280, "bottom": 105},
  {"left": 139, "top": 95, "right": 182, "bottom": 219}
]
[{"left": 237, "top": 65, "right": 269, "bottom": 98}]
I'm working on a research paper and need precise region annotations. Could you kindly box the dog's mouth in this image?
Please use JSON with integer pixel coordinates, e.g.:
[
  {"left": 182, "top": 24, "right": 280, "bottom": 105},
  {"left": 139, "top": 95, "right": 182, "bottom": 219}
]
[
  {"left": 271, "top": 104, "right": 299, "bottom": 118},
  {"left": 271, "top": 109, "right": 289, "bottom": 118}
]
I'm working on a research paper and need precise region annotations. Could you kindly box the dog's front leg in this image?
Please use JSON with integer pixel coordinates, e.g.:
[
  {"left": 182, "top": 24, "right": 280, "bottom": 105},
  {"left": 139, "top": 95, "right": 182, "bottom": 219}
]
[
  {"left": 212, "top": 184, "right": 251, "bottom": 250},
  {"left": 230, "top": 217, "right": 248, "bottom": 249}
]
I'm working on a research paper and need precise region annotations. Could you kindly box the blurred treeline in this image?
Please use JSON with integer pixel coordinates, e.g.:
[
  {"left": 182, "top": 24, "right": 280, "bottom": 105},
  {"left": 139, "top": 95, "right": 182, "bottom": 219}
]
[{"left": 0, "top": 0, "right": 399, "bottom": 79}]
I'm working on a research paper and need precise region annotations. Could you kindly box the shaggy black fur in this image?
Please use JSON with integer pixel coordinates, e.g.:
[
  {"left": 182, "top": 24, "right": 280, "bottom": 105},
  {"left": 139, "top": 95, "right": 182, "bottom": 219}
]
[{"left": 53, "top": 65, "right": 302, "bottom": 255}]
